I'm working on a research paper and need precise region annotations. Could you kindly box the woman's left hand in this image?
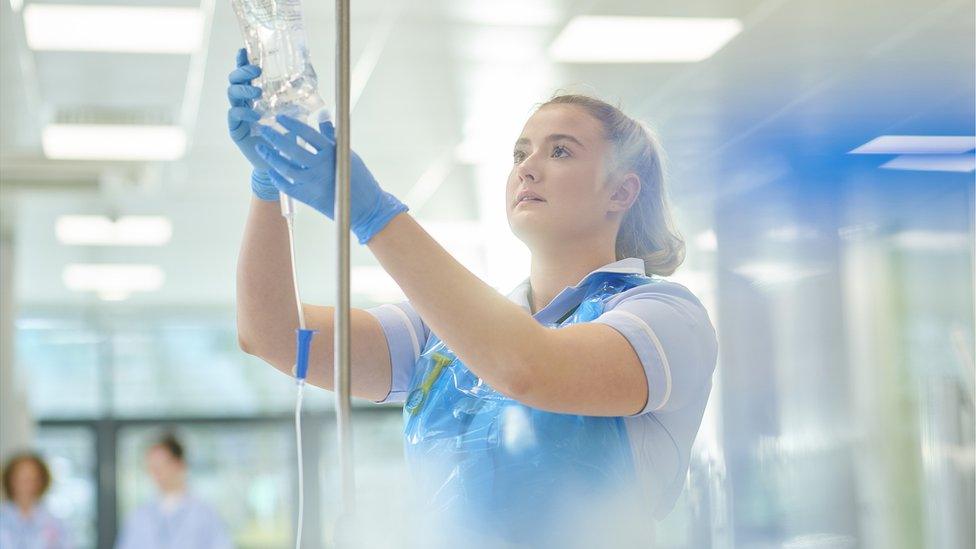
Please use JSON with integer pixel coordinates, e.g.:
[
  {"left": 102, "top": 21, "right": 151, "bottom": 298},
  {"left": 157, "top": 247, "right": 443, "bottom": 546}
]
[{"left": 255, "top": 114, "right": 409, "bottom": 244}]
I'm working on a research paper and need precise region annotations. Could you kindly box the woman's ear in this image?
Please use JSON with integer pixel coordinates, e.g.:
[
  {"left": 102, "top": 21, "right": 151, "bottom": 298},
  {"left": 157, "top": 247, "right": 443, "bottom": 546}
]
[{"left": 608, "top": 173, "right": 641, "bottom": 213}]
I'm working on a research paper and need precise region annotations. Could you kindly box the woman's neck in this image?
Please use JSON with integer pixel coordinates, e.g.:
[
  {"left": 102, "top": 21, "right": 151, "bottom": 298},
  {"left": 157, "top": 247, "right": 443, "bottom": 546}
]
[
  {"left": 14, "top": 499, "right": 36, "bottom": 517},
  {"left": 528, "top": 244, "right": 617, "bottom": 314}
]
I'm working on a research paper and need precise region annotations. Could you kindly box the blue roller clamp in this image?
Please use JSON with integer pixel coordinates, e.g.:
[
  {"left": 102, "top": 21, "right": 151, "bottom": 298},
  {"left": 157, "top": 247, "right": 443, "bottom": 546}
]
[{"left": 295, "top": 328, "right": 317, "bottom": 381}]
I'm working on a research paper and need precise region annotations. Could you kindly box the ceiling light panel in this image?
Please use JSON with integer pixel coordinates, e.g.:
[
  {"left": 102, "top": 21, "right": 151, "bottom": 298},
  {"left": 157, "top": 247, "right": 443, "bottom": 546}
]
[
  {"left": 24, "top": 4, "right": 204, "bottom": 54},
  {"left": 881, "top": 154, "right": 975, "bottom": 173},
  {"left": 56, "top": 215, "right": 173, "bottom": 246},
  {"left": 549, "top": 16, "right": 743, "bottom": 63},
  {"left": 849, "top": 135, "right": 976, "bottom": 155},
  {"left": 63, "top": 264, "right": 165, "bottom": 294},
  {"left": 42, "top": 124, "right": 186, "bottom": 161}
]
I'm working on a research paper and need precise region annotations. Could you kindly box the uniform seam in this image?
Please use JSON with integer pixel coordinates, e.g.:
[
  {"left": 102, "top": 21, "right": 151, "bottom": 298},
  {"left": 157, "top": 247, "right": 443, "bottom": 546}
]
[
  {"left": 609, "top": 309, "right": 672, "bottom": 411},
  {"left": 384, "top": 304, "right": 421, "bottom": 362}
]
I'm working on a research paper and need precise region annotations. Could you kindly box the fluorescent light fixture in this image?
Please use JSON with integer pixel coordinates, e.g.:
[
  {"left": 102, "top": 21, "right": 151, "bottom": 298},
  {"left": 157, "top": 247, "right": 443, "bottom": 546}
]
[
  {"left": 450, "top": 1, "right": 559, "bottom": 26},
  {"left": 56, "top": 215, "right": 172, "bottom": 246},
  {"left": 63, "top": 264, "right": 165, "bottom": 297},
  {"left": 891, "top": 230, "right": 970, "bottom": 251},
  {"left": 849, "top": 135, "right": 976, "bottom": 155},
  {"left": 733, "top": 262, "right": 827, "bottom": 286},
  {"left": 24, "top": 4, "right": 204, "bottom": 53},
  {"left": 42, "top": 124, "right": 186, "bottom": 161},
  {"left": 549, "top": 16, "right": 742, "bottom": 63},
  {"left": 881, "top": 154, "right": 975, "bottom": 173},
  {"left": 765, "top": 225, "right": 820, "bottom": 241},
  {"left": 837, "top": 223, "right": 880, "bottom": 241}
]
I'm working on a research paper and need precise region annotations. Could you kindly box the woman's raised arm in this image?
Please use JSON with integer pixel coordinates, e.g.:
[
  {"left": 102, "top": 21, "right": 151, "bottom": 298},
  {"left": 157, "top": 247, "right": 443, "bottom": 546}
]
[{"left": 235, "top": 196, "right": 393, "bottom": 401}]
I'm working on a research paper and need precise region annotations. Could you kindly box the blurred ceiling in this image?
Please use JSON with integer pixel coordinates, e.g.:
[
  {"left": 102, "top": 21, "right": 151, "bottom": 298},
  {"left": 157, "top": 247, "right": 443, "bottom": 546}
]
[{"left": 1, "top": 0, "right": 973, "bottom": 308}]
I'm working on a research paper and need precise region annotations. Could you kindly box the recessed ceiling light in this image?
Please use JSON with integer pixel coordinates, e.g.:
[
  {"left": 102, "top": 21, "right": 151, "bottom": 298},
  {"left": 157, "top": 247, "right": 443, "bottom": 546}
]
[
  {"left": 56, "top": 215, "right": 173, "bottom": 246},
  {"left": 891, "top": 230, "right": 970, "bottom": 251},
  {"left": 880, "top": 154, "right": 975, "bottom": 173},
  {"left": 63, "top": 264, "right": 165, "bottom": 296},
  {"left": 549, "top": 16, "right": 743, "bottom": 63},
  {"left": 24, "top": 4, "right": 204, "bottom": 53},
  {"left": 733, "top": 262, "right": 828, "bottom": 286},
  {"left": 849, "top": 135, "right": 976, "bottom": 155},
  {"left": 42, "top": 124, "right": 186, "bottom": 161}
]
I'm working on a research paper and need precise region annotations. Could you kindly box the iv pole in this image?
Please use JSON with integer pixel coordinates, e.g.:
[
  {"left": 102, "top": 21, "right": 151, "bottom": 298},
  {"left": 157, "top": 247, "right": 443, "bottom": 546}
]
[{"left": 333, "top": 0, "right": 356, "bottom": 540}]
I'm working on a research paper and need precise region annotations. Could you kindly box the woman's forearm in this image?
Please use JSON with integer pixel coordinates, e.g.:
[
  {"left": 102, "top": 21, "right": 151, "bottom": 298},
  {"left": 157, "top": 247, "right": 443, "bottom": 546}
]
[
  {"left": 236, "top": 196, "right": 303, "bottom": 362},
  {"left": 366, "top": 212, "right": 547, "bottom": 396}
]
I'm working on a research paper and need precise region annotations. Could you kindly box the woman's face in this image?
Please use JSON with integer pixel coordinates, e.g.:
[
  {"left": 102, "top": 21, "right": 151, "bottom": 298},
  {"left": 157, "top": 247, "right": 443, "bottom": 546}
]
[
  {"left": 506, "top": 104, "right": 618, "bottom": 249},
  {"left": 10, "top": 460, "right": 44, "bottom": 503},
  {"left": 146, "top": 446, "right": 185, "bottom": 492}
]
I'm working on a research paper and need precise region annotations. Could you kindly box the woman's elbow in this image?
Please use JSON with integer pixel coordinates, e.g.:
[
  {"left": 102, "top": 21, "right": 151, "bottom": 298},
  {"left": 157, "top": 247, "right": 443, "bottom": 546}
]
[
  {"left": 498, "top": 364, "right": 535, "bottom": 401},
  {"left": 498, "top": 334, "right": 550, "bottom": 401},
  {"left": 237, "top": 331, "right": 254, "bottom": 355},
  {"left": 237, "top": 326, "right": 267, "bottom": 359},
  {"left": 238, "top": 331, "right": 292, "bottom": 377}
]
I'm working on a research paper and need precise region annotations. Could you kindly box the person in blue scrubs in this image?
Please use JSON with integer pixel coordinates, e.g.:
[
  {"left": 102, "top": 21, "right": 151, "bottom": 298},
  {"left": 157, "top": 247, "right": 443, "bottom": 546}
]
[
  {"left": 233, "top": 50, "right": 718, "bottom": 546},
  {"left": 115, "top": 434, "right": 232, "bottom": 549},
  {"left": 0, "top": 452, "right": 71, "bottom": 549}
]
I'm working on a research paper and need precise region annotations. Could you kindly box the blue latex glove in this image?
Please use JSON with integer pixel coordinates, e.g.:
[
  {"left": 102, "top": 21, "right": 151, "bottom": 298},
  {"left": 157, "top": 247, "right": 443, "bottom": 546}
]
[
  {"left": 255, "top": 114, "right": 409, "bottom": 244},
  {"left": 226, "top": 48, "right": 278, "bottom": 201}
]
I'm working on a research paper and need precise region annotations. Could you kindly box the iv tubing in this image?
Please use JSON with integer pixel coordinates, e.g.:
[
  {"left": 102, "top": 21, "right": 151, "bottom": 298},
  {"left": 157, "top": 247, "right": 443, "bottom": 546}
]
[
  {"left": 282, "top": 197, "right": 306, "bottom": 330},
  {"left": 294, "top": 378, "right": 305, "bottom": 549},
  {"left": 281, "top": 192, "right": 308, "bottom": 549}
]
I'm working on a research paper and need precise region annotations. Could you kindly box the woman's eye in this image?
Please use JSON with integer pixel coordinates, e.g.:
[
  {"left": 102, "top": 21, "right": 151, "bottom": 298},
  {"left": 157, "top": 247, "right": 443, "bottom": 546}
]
[
  {"left": 513, "top": 150, "right": 526, "bottom": 163},
  {"left": 552, "top": 145, "right": 570, "bottom": 158}
]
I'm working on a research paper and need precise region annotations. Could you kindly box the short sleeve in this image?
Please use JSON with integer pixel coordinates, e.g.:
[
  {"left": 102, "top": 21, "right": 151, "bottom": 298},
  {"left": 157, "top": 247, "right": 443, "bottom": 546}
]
[
  {"left": 590, "top": 283, "right": 718, "bottom": 414},
  {"left": 363, "top": 300, "right": 430, "bottom": 404}
]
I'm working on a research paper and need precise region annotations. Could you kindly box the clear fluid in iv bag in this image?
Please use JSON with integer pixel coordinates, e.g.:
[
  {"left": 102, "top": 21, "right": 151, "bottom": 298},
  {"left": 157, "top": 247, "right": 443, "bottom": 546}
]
[{"left": 229, "top": 0, "right": 330, "bottom": 129}]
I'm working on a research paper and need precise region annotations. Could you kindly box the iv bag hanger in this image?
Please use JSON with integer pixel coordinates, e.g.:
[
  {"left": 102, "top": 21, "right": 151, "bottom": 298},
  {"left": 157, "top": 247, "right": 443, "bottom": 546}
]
[{"left": 332, "top": 0, "right": 357, "bottom": 544}]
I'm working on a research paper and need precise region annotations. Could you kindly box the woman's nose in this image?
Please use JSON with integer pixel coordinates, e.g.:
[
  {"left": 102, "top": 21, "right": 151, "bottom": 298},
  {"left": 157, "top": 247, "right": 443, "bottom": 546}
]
[{"left": 516, "top": 154, "right": 539, "bottom": 182}]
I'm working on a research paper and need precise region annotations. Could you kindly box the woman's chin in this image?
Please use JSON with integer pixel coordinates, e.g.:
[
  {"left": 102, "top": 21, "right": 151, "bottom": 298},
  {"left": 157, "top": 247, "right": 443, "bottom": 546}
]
[{"left": 509, "top": 222, "right": 551, "bottom": 247}]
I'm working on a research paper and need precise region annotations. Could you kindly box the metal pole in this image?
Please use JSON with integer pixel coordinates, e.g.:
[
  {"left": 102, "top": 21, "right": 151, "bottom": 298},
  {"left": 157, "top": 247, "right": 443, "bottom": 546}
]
[{"left": 333, "top": 0, "right": 356, "bottom": 527}]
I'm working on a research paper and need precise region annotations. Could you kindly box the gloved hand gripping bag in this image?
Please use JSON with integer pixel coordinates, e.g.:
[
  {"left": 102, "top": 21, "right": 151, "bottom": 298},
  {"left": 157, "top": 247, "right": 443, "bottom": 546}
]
[{"left": 229, "top": 0, "right": 328, "bottom": 128}]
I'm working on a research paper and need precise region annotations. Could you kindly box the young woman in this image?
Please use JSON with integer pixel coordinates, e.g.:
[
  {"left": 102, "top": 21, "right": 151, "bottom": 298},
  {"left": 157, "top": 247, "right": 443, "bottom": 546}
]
[
  {"left": 0, "top": 453, "right": 72, "bottom": 549},
  {"left": 115, "top": 434, "right": 232, "bottom": 549},
  {"left": 230, "top": 49, "right": 718, "bottom": 546}
]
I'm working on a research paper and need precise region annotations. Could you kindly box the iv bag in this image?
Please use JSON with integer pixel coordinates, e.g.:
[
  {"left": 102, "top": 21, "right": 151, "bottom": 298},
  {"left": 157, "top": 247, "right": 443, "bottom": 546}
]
[{"left": 229, "top": 0, "right": 329, "bottom": 127}]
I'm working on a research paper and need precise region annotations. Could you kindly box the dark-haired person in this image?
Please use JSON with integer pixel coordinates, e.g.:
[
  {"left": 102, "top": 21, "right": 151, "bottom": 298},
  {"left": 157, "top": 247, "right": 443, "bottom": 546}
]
[
  {"left": 115, "top": 434, "right": 232, "bottom": 549},
  {"left": 231, "top": 50, "right": 718, "bottom": 546},
  {"left": 0, "top": 452, "right": 72, "bottom": 549}
]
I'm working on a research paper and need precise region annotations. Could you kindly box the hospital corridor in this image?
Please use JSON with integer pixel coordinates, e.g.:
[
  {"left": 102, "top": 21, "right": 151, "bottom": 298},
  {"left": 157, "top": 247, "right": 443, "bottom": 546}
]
[{"left": 0, "top": 0, "right": 973, "bottom": 547}]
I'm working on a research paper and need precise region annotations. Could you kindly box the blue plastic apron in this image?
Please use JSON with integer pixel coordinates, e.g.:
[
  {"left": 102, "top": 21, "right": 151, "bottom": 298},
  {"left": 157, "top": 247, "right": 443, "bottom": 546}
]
[{"left": 402, "top": 271, "right": 654, "bottom": 544}]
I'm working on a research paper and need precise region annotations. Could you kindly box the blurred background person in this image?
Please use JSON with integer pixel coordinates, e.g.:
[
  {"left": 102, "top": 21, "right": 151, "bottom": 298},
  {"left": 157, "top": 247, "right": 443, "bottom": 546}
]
[
  {"left": 115, "top": 433, "right": 232, "bottom": 549},
  {"left": 0, "top": 452, "right": 72, "bottom": 549}
]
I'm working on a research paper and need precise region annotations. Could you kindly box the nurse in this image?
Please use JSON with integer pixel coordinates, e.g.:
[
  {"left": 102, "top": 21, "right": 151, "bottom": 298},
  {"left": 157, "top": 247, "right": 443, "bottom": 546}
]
[
  {"left": 0, "top": 452, "right": 72, "bottom": 549},
  {"left": 115, "top": 434, "right": 232, "bottom": 549},
  {"left": 232, "top": 52, "right": 718, "bottom": 546}
]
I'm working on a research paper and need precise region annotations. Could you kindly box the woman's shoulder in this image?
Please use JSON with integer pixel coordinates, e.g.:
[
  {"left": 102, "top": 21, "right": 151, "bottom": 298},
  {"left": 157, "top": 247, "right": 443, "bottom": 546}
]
[
  {"left": 0, "top": 502, "right": 65, "bottom": 527},
  {"left": 606, "top": 275, "right": 708, "bottom": 310}
]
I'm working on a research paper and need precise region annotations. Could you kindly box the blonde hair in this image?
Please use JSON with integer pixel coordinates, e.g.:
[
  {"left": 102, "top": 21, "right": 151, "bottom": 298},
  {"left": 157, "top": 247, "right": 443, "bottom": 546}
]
[{"left": 539, "top": 94, "right": 685, "bottom": 276}]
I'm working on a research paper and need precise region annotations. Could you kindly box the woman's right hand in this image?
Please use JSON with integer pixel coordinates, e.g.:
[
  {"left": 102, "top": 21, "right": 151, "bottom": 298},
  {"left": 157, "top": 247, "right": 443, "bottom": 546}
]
[{"left": 227, "top": 47, "right": 278, "bottom": 200}]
